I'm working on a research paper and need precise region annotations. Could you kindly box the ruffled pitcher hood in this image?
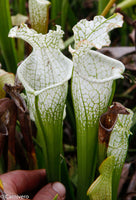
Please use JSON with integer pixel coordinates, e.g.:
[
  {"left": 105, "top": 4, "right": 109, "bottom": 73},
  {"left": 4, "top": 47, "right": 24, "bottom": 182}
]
[
  {"left": 70, "top": 13, "right": 125, "bottom": 126},
  {"left": 9, "top": 24, "right": 73, "bottom": 96}
]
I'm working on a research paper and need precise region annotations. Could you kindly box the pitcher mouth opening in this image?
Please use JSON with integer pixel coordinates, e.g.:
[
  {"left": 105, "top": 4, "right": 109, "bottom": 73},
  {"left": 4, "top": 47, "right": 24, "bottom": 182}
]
[
  {"left": 17, "top": 66, "right": 72, "bottom": 96},
  {"left": 74, "top": 69, "right": 124, "bottom": 84}
]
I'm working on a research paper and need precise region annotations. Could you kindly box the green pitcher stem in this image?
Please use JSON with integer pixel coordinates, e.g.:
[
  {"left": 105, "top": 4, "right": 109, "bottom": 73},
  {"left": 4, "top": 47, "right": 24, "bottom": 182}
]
[
  {"left": 101, "top": 0, "right": 118, "bottom": 16},
  {"left": 35, "top": 95, "right": 63, "bottom": 182},
  {"left": 77, "top": 122, "right": 98, "bottom": 200},
  {"left": 112, "top": 169, "right": 122, "bottom": 200},
  {"left": 34, "top": 96, "right": 49, "bottom": 170},
  {"left": 44, "top": 120, "right": 63, "bottom": 182}
]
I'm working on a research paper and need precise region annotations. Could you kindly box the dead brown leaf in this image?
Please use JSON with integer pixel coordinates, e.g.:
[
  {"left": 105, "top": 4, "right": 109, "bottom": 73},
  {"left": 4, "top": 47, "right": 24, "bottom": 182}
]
[{"left": 98, "top": 102, "right": 129, "bottom": 146}]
